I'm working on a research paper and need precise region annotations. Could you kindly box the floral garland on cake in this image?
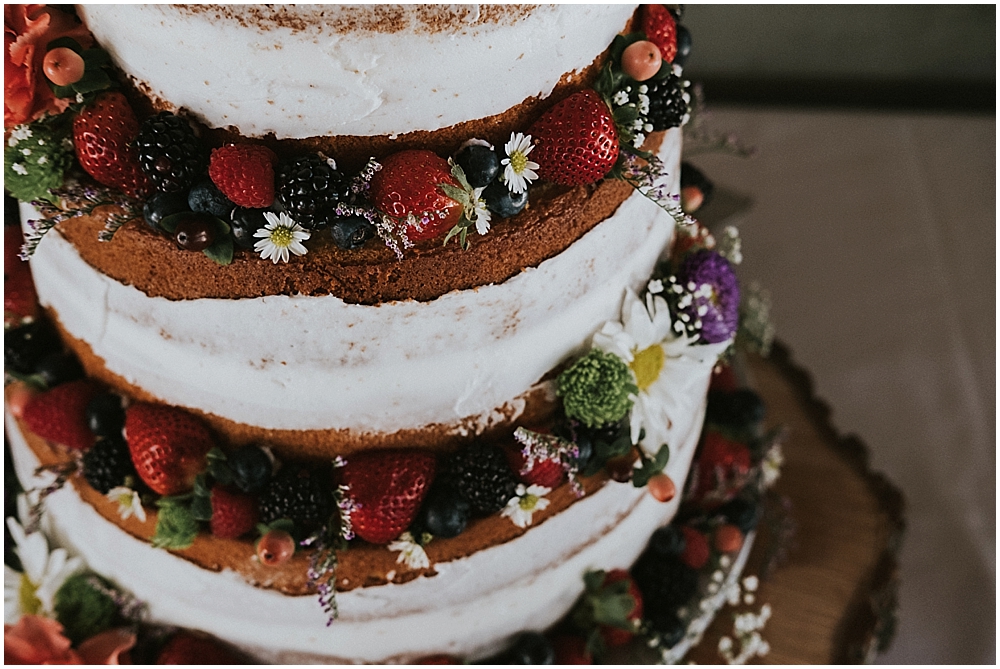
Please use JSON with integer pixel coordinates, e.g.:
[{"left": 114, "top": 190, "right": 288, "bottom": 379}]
[{"left": 7, "top": 4, "right": 696, "bottom": 264}]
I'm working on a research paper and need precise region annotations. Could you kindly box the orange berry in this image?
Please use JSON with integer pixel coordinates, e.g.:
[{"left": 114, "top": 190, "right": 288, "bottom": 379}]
[
  {"left": 257, "top": 529, "right": 295, "bottom": 566},
  {"left": 681, "top": 185, "right": 705, "bottom": 213},
  {"left": 6, "top": 382, "right": 37, "bottom": 419},
  {"left": 43, "top": 47, "right": 85, "bottom": 87},
  {"left": 621, "top": 40, "right": 663, "bottom": 82},
  {"left": 715, "top": 523, "right": 744, "bottom": 553},
  {"left": 647, "top": 472, "right": 676, "bottom": 502}
]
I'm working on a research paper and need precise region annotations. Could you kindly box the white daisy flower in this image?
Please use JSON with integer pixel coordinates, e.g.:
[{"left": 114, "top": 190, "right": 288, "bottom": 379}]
[
  {"left": 593, "top": 288, "right": 731, "bottom": 457},
  {"left": 501, "top": 484, "right": 551, "bottom": 529},
  {"left": 387, "top": 532, "right": 430, "bottom": 570},
  {"left": 501, "top": 132, "right": 540, "bottom": 194},
  {"left": 4, "top": 514, "right": 82, "bottom": 625},
  {"left": 253, "top": 211, "right": 311, "bottom": 264},
  {"left": 107, "top": 486, "right": 146, "bottom": 523}
]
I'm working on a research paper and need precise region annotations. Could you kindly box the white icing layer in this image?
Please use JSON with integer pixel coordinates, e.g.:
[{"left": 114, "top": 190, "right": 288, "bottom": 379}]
[
  {"left": 6, "top": 373, "right": 709, "bottom": 662},
  {"left": 27, "top": 130, "right": 682, "bottom": 436},
  {"left": 77, "top": 4, "right": 637, "bottom": 139}
]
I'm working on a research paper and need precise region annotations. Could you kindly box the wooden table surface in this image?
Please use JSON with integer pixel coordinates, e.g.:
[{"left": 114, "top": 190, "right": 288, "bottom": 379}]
[{"left": 683, "top": 343, "right": 905, "bottom": 664}]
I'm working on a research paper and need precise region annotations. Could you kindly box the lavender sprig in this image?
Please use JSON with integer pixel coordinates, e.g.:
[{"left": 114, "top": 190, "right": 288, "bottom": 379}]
[
  {"left": 23, "top": 458, "right": 81, "bottom": 533},
  {"left": 21, "top": 181, "right": 141, "bottom": 258},
  {"left": 513, "top": 427, "right": 584, "bottom": 497},
  {"left": 617, "top": 152, "right": 697, "bottom": 228},
  {"left": 302, "top": 528, "right": 343, "bottom": 626},
  {"left": 84, "top": 574, "right": 149, "bottom": 623}
]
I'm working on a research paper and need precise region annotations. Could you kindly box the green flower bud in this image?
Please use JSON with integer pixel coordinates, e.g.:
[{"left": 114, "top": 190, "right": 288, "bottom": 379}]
[
  {"left": 53, "top": 573, "right": 119, "bottom": 645},
  {"left": 4, "top": 121, "right": 73, "bottom": 203},
  {"left": 557, "top": 349, "right": 636, "bottom": 428}
]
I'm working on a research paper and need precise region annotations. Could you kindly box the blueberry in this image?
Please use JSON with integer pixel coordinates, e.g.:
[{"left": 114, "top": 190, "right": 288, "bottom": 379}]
[
  {"left": 230, "top": 208, "right": 267, "bottom": 249},
  {"left": 86, "top": 392, "right": 125, "bottom": 439},
  {"left": 454, "top": 144, "right": 500, "bottom": 189},
  {"left": 228, "top": 445, "right": 272, "bottom": 494},
  {"left": 188, "top": 179, "right": 235, "bottom": 219},
  {"left": 4, "top": 321, "right": 59, "bottom": 375},
  {"left": 674, "top": 25, "right": 692, "bottom": 69},
  {"left": 329, "top": 215, "right": 375, "bottom": 250},
  {"left": 143, "top": 191, "right": 189, "bottom": 230},
  {"left": 483, "top": 180, "right": 528, "bottom": 218},
  {"left": 34, "top": 350, "right": 85, "bottom": 387},
  {"left": 649, "top": 525, "right": 686, "bottom": 557},
  {"left": 416, "top": 486, "right": 470, "bottom": 539},
  {"left": 718, "top": 497, "right": 761, "bottom": 534},
  {"left": 503, "top": 632, "right": 554, "bottom": 665}
]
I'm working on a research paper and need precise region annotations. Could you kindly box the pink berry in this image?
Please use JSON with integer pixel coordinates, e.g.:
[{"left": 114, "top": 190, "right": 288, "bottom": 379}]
[
  {"left": 681, "top": 185, "right": 705, "bottom": 213},
  {"left": 715, "top": 524, "right": 744, "bottom": 553},
  {"left": 621, "top": 40, "right": 662, "bottom": 82},
  {"left": 7, "top": 382, "right": 37, "bottom": 419},
  {"left": 257, "top": 529, "right": 295, "bottom": 566},
  {"left": 647, "top": 472, "right": 676, "bottom": 502},
  {"left": 43, "top": 47, "right": 85, "bottom": 87}
]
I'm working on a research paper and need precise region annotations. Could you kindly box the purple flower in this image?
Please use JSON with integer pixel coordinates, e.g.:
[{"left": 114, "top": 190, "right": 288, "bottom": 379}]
[{"left": 678, "top": 249, "right": 740, "bottom": 344}]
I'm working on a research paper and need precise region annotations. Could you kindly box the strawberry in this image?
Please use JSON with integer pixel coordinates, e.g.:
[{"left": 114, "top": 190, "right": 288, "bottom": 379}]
[
  {"left": 209, "top": 485, "right": 258, "bottom": 539},
  {"left": 124, "top": 402, "right": 214, "bottom": 496},
  {"left": 679, "top": 526, "right": 710, "bottom": 570},
  {"left": 156, "top": 631, "right": 244, "bottom": 664},
  {"left": 73, "top": 91, "right": 152, "bottom": 198},
  {"left": 528, "top": 89, "right": 619, "bottom": 186},
  {"left": 368, "top": 150, "right": 462, "bottom": 241},
  {"left": 208, "top": 144, "right": 277, "bottom": 208},
  {"left": 21, "top": 380, "right": 101, "bottom": 451},
  {"left": 504, "top": 446, "right": 565, "bottom": 490},
  {"left": 641, "top": 5, "right": 679, "bottom": 65},
  {"left": 551, "top": 634, "right": 592, "bottom": 664},
  {"left": 690, "top": 430, "right": 752, "bottom": 507},
  {"left": 598, "top": 569, "right": 643, "bottom": 647},
  {"left": 4, "top": 260, "right": 38, "bottom": 326},
  {"left": 340, "top": 449, "right": 436, "bottom": 544}
]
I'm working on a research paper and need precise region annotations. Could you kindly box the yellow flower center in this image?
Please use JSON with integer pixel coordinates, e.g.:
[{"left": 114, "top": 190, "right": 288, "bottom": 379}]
[
  {"left": 509, "top": 151, "right": 528, "bottom": 175},
  {"left": 18, "top": 575, "right": 41, "bottom": 616},
  {"left": 269, "top": 226, "right": 294, "bottom": 248},
  {"left": 519, "top": 493, "right": 538, "bottom": 510},
  {"left": 630, "top": 344, "right": 664, "bottom": 391}
]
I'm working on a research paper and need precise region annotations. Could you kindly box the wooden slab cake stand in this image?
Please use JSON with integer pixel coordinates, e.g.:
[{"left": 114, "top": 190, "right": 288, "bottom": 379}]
[{"left": 682, "top": 342, "right": 905, "bottom": 664}]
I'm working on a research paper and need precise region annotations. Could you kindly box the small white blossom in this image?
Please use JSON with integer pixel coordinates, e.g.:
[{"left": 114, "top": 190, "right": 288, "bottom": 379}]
[
  {"left": 11, "top": 163, "right": 28, "bottom": 175},
  {"left": 501, "top": 132, "right": 539, "bottom": 194},
  {"left": 471, "top": 187, "right": 492, "bottom": 235},
  {"left": 253, "top": 211, "right": 311, "bottom": 264},
  {"left": 8, "top": 125, "right": 32, "bottom": 145},
  {"left": 4, "top": 511, "right": 82, "bottom": 624},
  {"left": 762, "top": 443, "right": 784, "bottom": 488},
  {"left": 501, "top": 484, "right": 551, "bottom": 528},
  {"left": 387, "top": 532, "right": 430, "bottom": 570},
  {"left": 742, "top": 575, "right": 759, "bottom": 592},
  {"left": 613, "top": 90, "right": 630, "bottom": 106},
  {"left": 37, "top": 155, "right": 48, "bottom": 165},
  {"left": 107, "top": 486, "right": 146, "bottom": 523}
]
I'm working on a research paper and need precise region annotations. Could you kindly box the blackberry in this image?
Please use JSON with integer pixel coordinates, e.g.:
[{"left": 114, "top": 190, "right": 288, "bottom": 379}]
[
  {"left": 135, "top": 112, "right": 206, "bottom": 193},
  {"left": 258, "top": 465, "right": 332, "bottom": 538},
  {"left": 645, "top": 74, "right": 691, "bottom": 131},
  {"left": 441, "top": 442, "right": 517, "bottom": 516},
  {"left": 4, "top": 321, "right": 60, "bottom": 375},
  {"left": 274, "top": 154, "right": 351, "bottom": 229},
  {"left": 82, "top": 435, "right": 138, "bottom": 495},
  {"left": 718, "top": 497, "right": 761, "bottom": 534},
  {"left": 705, "top": 389, "right": 766, "bottom": 430},
  {"left": 632, "top": 552, "right": 698, "bottom": 612},
  {"left": 34, "top": 350, "right": 85, "bottom": 387}
]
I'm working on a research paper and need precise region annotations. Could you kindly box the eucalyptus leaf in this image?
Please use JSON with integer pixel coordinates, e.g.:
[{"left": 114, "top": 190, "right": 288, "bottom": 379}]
[
  {"left": 203, "top": 234, "right": 233, "bottom": 266},
  {"left": 632, "top": 443, "right": 671, "bottom": 488}
]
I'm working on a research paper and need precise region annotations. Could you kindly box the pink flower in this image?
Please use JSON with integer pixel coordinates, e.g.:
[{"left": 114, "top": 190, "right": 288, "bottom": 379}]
[
  {"left": 4, "top": 615, "right": 135, "bottom": 665},
  {"left": 4, "top": 4, "right": 93, "bottom": 128}
]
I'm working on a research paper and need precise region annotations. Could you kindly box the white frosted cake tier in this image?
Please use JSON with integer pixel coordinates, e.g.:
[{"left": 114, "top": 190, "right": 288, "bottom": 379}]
[{"left": 77, "top": 4, "right": 637, "bottom": 139}]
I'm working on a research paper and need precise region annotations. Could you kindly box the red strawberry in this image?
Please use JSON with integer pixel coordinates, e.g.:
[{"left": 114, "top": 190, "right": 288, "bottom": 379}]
[
  {"left": 551, "top": 634, "right": 592, "bottom": 664},
  {"left": 156, "top": 631, "right": 244, "bottom": 664},
  {"left": 641, "top": 5, "right": 679, "bottom": 65},
  {"left": 73, "top": 91, "right": 152, "bottom": 198},
  {"left": 208, "top": 144, "right": 277, "bottom": 208},
  {"left": 124, "top": 403, "right": 214, "bottom": 496},
  {"left": 528, "top": 89, "right": 619, "bottom": 186},
  {"left": 504, "top": 446, "right": 565, "bottom": 490},
  {"left": 21, "top": 380, "right": 101, "bottom": 451},
  {"left": 690, "top": 430, "right": 752, "bottom": 506},
  {"left": 679, "top": 526, "right": 710, "bottom": 569},
  {"left": 598, "top": 569, "right": 643, "bottom": 647},
  {"left": 4, "top": 261, "right": 38, "bottom": 325},
  {"left": 368, "top": 150, "right": 462, "bottom": 241},
  {"left": 340, "top": 449, "right": 436, "bottom": 544},
  {"left": 209, "top": 485, "right": 258, "bottom": 539}
]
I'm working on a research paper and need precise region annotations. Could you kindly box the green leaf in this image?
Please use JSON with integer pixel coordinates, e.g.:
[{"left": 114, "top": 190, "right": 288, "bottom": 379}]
[
  {"left": 151, "top": 497, "right": 198, "bottom": 549},
  {"left": 439, "top": 182, "right": 470, "bottom": 207},
  {"left": 70, "top": 69, "right": 113, "bottom": 95},
  {"left": 613, "top": 104, "right": 640, "bottom": 127},
  {"left": 206, "top": 447, "right": 233, "bottom": 485},
  {"left": 632, "top": 443, "right": 671, "bottom": 488},
  {"left": 45, "top": 37, "right": 84, "bottom": 54},
  {"left": 583, "top": 569, "right": 606, "bottom": 593},
  {"left": 157, "top": 212, "right": 184, "bottom": 234},
  {"left": 202, "top": 231, "right": 233, "bottom": 266},
  {"left": 449, "top": 160, "right": 473, "bottom": 192}
]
